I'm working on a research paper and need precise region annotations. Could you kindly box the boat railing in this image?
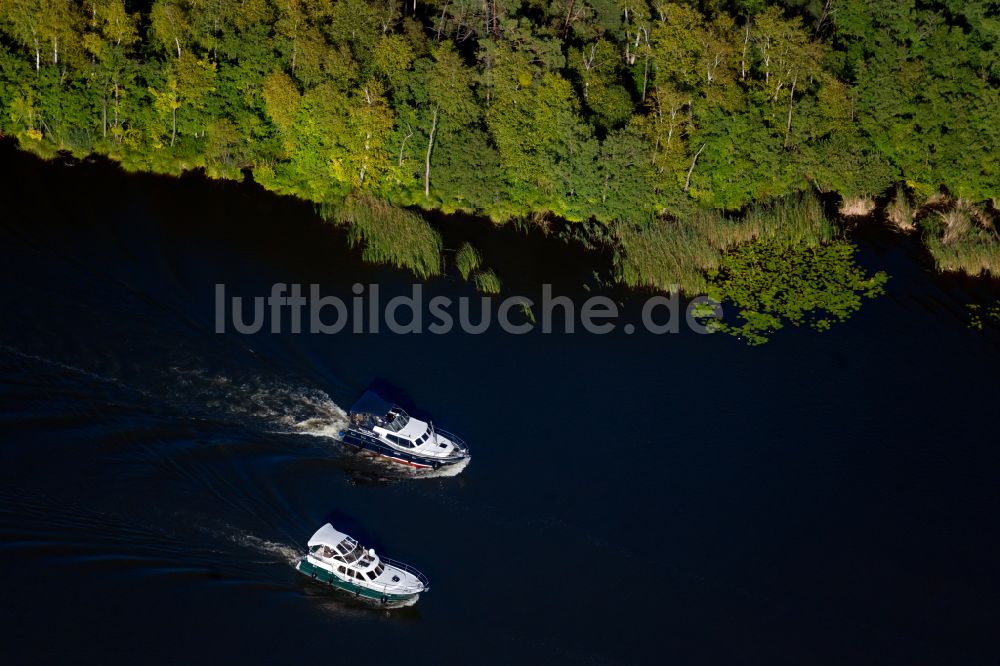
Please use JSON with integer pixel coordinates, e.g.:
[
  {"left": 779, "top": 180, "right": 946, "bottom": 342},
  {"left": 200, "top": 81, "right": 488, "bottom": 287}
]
[
  {"left": 379, "top": 556, "right": 431, "bottom": 591},
  {"left": 433, "top": 427, "right": 469, "bottom": 455}
]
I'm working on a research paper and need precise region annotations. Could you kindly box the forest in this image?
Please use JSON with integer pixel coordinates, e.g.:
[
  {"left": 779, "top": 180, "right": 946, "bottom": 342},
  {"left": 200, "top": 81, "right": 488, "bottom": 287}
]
[{"left": 0, "top": 0, "right": 997, "bottom": 296}]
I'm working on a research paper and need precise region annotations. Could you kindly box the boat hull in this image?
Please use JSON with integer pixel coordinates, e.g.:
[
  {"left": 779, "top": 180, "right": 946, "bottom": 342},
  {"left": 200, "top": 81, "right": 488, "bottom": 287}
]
[
  {"left": 296, "top": 559, "right": 420, "bottom": 604},
  {"left": 339, "top": 429, "right": 467, "bottom": 469}
]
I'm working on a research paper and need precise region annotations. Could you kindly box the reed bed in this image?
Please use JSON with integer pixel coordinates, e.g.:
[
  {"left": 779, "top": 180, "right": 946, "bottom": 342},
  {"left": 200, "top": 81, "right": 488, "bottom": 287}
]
[
  {"left": 614, "top": 215, "right": 719, "bottom": 294},
  {"left": 472, "top": 268, "right": 502, "bottom": 294},
  {"left": 614, "top": 192, "right": 832, "bottom": 294},
  {"left": 454, "top": 243, "right": 482, "bottom": 280},
  {"left": 336, "top": 193, "right": 442, "bottom": 279},
  {"left": 708, "top": 192, "right": 833, "bottom": 248},
  {"left": 922, "top": 198, "right": 1000, "bottom": 276},
  {"left": 886, "top": 187, "right": 915, "bottom": 232},
  {"left": 839, "top": 196, "right": 876, "bottom": 218}
]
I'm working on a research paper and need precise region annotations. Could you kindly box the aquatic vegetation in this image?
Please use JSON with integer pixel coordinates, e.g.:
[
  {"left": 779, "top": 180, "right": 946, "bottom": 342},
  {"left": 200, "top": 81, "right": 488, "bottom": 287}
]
[
  {"left": 967, "top": 302, "right": 1000, "bottom": 330},
  {"left": 520, "top": 302, "right": 537, "bottom": 325},
  {"left": 454, "top": 243, "right": 482, "bottom": 281},
  {"left": 472, "top": 269, "right": 502, "bottom": 295},
  {"left": 339, "top": 194, "right": 442, "bottom": 279},
  {"left": 702, "top": 241, "right": 889, "bottom": 345}
]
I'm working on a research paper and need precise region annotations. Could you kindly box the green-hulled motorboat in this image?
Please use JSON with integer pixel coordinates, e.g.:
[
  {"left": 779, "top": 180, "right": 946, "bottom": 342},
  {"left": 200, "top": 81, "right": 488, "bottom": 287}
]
[{"left": 296, "top": 523, "right": 429, "bottom": 606}]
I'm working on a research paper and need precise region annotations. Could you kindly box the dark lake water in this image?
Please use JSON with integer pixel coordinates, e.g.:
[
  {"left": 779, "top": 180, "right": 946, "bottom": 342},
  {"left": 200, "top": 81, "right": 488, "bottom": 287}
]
[{"left": 1, "top": 142, "right": 999, "bottom": 664}]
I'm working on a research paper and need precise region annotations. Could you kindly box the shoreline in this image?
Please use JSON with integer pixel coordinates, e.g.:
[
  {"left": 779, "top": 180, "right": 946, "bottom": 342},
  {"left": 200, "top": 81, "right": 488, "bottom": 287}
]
[
  {"left": 6, "top": 133, "right": 997, "bottom": 289},
  {"left": 3, "top": 137, "right": 999, "bottom": 342}
]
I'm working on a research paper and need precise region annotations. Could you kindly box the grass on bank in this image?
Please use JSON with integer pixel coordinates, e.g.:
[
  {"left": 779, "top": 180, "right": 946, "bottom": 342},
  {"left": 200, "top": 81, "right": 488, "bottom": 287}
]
[
  {"left": 839, "top": 197, "right": 876, "bottom": 217},
  {"left": 919, "top": 198, "right": 1000, "bottom": 276},
  {"left": 881, "top": 188, "right": 999, "bottom": 277},
  {"left": 886, "top": 187, "right": 916, "bottom": 232}
]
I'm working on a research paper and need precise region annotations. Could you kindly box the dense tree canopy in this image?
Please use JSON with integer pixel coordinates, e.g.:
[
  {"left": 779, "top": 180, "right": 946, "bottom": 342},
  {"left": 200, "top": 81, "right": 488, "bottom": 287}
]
[{"left": 0, "top": 0, "right": 996, "bottom": 266}]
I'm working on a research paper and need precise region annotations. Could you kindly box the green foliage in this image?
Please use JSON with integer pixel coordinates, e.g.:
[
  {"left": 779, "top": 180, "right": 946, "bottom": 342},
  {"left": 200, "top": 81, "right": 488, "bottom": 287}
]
[
  {"left": 569, "top": 39, "right": 632, "bottom": 130},
  {"left": 485, "top": 52, "right": 599, "bottom": 220},
  {"left": 834, "top": 0, "right": 1000, "bottom": 202},
  {"left": 703, "top": 241, "right": 889, "bottom": 344},
  {"left": 454, "top": 242, "right": 481, "bottom": 280},
  {"left": 340, "top": 194, "right": 442, "bottom": 279},
  {"left": 0, "top": 0, "right": 994, "bottom": 282}
]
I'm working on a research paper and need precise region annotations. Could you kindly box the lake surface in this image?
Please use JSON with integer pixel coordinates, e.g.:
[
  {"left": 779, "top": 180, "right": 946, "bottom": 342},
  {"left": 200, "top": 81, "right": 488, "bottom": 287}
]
[{"left": 1, "top": 143, "right": 999, "bottom": 664}]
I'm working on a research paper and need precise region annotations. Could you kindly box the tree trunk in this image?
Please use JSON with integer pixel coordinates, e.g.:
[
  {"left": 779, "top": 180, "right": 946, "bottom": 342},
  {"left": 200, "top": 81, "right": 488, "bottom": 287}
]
[
  {"left": 684, "top": 143, "right": 706, "bottom": 193},
  {"left": 641, "top": 54, "right": 649, "bottom": 101},
  {"left": 650, "top": 86, "right": 662, "bottom": 162},
  {"left": 102, "top": 96, "right": 107, "bottom": 138},
  {"left": 53, "top": 36, "right": 58, "bottom": 65},
  {"left": 436, "top": 0, "right": 450, "bottom": 40},
  {"left": 360, "top": 131, "right": 371, "bottom": 184},
  {"left": 399, "top": 123, "right": 413, "bottom": 167},
  {"left": 562, "top": 0, "right": 576, "bottom": 37},
  {"left": 174, "top": 37, "right": 181, "bottom": 58},
  {"left": 741, "top": 22, "right": 750, "bottom": 81},
  {"left": 784, "top": 75, "right": 797, "bottom": 148},
  {"left": 424, "top": 107, "right": 438, "bottom": 198}
]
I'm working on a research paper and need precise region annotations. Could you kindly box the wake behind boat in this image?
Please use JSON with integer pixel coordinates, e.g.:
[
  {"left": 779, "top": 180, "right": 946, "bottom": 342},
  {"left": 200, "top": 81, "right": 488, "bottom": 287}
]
[
  {"left": 338, "top": 390, "right": 470, "bottom": 470},
  {"left": 296, "top": 524, "right": 428, "bottom": 606}
]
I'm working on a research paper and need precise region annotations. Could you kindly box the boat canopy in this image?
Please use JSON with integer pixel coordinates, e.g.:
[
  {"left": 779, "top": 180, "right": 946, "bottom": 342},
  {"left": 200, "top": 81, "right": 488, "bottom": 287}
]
[
  {"left": 307, "top": 523, "right": 351, "bottom": 549},
  {"left": 350, "top": 390, "right": 394, "bottom": 418}
]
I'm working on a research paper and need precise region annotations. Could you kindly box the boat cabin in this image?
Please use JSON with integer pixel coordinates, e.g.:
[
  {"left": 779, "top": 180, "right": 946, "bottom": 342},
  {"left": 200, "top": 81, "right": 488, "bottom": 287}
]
[
  {"left": 350, "top": 391, "right": 446, "bottom": 451},
  {"left": 305, "top": 523, "right": 420, "bottom": 591},
  {"left": 307, "top": 524, "right": 395, "bottom": 583},
  {"left": 350, "top": 391, "right": 405, "bottom": 430}
]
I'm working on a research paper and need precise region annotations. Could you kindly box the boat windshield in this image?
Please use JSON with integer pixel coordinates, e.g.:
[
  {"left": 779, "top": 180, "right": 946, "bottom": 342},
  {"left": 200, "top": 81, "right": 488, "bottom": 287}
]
[
  {"left": 334, "top": 538, "right": 368, "bottom": 564},
  {"left": 383, "top": 408, "right": 409, "bottom": 432}
]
